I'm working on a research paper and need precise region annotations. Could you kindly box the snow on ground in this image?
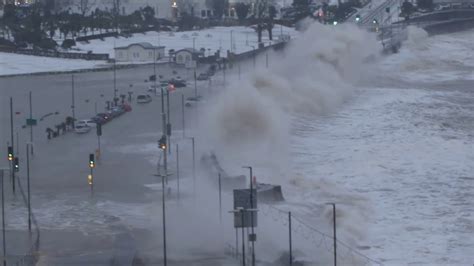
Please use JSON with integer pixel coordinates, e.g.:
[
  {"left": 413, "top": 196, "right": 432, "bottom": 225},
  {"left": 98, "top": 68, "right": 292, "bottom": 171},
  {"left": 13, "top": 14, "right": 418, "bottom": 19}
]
[
  {"left": 75, "top": 26, "right": 299, "bottom": 59},
  {"left": 0, "top": 26, "right": 298, "bottom": 76},
  {"left": 0, "top": 52, "right": 107, "bottom": 76}
]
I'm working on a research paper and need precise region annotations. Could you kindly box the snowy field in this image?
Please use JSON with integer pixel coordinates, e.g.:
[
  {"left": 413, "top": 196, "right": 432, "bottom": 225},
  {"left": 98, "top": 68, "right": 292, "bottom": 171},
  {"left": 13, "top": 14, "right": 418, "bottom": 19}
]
[
  {"left": 0, "top": 26, "right": 298, "bottom": 76},
  {"left": 0, "top": 52, "right": 107, "bottom": 76},
  {"left": 75, "top": 26, "right": 299, "bottom": 59}
]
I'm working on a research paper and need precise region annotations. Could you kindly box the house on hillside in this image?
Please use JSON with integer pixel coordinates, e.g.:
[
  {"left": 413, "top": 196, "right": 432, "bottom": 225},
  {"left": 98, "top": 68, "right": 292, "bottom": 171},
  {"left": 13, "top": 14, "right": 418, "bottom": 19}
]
[{"left": 114, "top": 42, "right": 164, "bottom": 62}]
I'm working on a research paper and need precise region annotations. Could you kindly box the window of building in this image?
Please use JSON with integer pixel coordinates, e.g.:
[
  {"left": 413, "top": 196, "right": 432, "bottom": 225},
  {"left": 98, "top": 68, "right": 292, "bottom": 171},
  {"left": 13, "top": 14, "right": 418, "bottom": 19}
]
[
  {"left": 207, "top": 10, "right": 212, "bottom": 17},
  {"left": 185, "top": 55, "right": 191, "bottom": 62},
  {"left": 201, "top": 10, "right": 206, "bottom": 17},
  {"left": 177, "top": 55, "right": 183, "bottom": 62}
]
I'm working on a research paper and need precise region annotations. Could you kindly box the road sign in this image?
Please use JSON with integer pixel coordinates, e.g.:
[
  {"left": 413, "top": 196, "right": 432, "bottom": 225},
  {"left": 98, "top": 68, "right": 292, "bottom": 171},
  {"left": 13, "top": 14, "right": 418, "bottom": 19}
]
[
  {"left": 26, "top": 118, "right": 37, "bottom": 126},
  {"left": 233, "top": 189, "right": 258, "bottom": 228}
]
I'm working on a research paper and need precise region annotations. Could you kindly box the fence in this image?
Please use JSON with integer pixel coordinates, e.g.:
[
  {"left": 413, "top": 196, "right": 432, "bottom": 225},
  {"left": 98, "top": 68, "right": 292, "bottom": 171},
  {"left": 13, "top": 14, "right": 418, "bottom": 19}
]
[{"left": 225, "top": 202, "right": 382, "bottom": 265}]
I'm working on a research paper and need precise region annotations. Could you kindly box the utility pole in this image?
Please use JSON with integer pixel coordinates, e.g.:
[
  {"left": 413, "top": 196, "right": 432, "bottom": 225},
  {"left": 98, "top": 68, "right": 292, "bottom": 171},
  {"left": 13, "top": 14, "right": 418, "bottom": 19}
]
[
  {"left": 10, "top": 97, "right": 15, "bottom": 194},
  {"left": 71, "top": 75, "right": 76, "bottom": 128},
  {"left": 1, "top": 169, "right": 6, "bottom": 266},
  {"left": 26, "top": 144, "right": 31, "bottom": 232},
  {"left": 28, "top": 91, "right": 34, "bottom": 155}
]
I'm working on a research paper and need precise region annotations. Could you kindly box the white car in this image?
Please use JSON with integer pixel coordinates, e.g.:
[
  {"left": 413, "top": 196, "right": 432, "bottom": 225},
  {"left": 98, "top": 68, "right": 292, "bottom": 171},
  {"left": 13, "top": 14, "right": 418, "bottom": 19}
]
[
  {"left": 76, "top": 119, "right": 96, "bottom": 128},
  {"left": 74, "top": 124, "right": 91, "bottom": 134}
]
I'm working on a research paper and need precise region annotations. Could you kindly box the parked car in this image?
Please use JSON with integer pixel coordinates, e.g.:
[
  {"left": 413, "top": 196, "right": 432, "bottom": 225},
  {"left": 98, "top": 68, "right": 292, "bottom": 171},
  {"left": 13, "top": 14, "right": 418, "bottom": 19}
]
[
  {"left": 121, "top": 103, "right": 132, "bottom": 112},
  {"left": 185, "top": 96, "right": 203, "bottom": 107},
  {"left": 169, "top": 78, "right": 186, "bottom": 88},
  {"left": 74, "top": 124, "right": 91, "bottom": 134},
  {"left": 96, "top": 113, "right": 111, "bottom": 123},
  {"left": 111, "top": 106, "right": 125, "bottom": 117},
  {"left": 76, "top": 119, "right": 96, "bottom": 128},
  {"left": 137, "top": 94, "right": 152, "bottom": 104},
  {"left": 197, "top": 73, "right": 209, "bottom": 81}
]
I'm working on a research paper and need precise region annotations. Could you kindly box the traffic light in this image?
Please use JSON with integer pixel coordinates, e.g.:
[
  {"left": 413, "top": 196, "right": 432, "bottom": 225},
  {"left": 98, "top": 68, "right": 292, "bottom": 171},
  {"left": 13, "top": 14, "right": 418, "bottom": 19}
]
[
  {"left": 14, "top": 157, "right": 19, "bottom": 172},
  {"left": 89, "top": 153, "right": 95, "bottom": 168},
  {"left": 159, "top": 135, "right": 167, "bottom": 150},
  {"left": 7, "top": 146, "right": 13, "bottom": 161},
  {"left": 373, "top": 19, "right": 378, "bottom": 24},
  {"left": 88, "top": 174, "right": 93, "bottom": 185},
  {"left": 355, "top": 15, "right": 361, "bottom": 22}
]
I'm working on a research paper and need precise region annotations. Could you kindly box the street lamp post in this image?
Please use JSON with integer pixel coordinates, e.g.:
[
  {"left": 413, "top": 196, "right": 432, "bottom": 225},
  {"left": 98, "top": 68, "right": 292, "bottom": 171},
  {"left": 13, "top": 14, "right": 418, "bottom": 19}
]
[
  {"left": 1, "top": 168, "right": 7, "bottom": 266},
  {"left": 181, "top": 94, "right": 185, "bottom": 138},
  {"left": 242, "top": 166, "right": 255, "bottom": 266},
  {"left": 26, "top": 144, "right": 31, "bottom": 232},
  {"left": 327, "top": 203, "right": 337, "bottom": 266},
  {"left": 166, "top": 89, "right": 171, "bottom": 155},
  {"left": 187, "top": 137, "right": 196, "bottom": 196}
]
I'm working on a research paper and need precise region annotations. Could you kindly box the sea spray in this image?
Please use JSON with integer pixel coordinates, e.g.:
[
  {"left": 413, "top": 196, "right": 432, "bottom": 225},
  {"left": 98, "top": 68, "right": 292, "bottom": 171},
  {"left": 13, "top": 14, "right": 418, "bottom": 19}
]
[{"left": 199, "top": 22, "right": 379, "bottom": 177}]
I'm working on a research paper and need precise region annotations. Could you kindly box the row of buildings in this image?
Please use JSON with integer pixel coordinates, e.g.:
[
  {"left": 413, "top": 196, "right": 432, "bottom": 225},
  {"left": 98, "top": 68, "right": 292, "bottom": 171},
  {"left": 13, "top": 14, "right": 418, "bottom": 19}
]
[{"left": 1, "top": 0, "right": 286, "bottom": 20}]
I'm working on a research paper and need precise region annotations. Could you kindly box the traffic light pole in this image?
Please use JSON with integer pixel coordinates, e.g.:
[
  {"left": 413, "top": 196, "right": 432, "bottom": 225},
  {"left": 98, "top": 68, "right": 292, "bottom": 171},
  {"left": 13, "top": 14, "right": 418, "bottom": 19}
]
[
  {"left": 166, "top": 90, "right": 171, "bottom": 155},
  {"left": 160, "top": 88, "right": 168, "bottom": 183},
  {"left": 90, "top": 167, "right": 94, "bottom": 196},
  {"left": 10, "top": 97, "right": 15, "bottom": 194},
  {"left": 28, "top": 91, "right": 34, "bottom": 156}
]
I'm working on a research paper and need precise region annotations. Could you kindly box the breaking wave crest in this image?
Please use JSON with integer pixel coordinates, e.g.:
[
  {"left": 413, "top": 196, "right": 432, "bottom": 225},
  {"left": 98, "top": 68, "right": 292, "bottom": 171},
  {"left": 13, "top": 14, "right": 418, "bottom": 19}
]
[{"left": 200, "top": 22, "right": 379, "bottom": 174}]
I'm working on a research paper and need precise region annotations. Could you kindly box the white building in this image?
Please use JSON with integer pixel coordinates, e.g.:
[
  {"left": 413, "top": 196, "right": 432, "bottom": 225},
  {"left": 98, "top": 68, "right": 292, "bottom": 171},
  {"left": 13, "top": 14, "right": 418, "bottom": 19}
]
[
  {"left": 173, "top": 48, "right": 203, "bottom": 67},
  {"left": 114, "top": 42, "right": 164, "bottom": 62}
]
